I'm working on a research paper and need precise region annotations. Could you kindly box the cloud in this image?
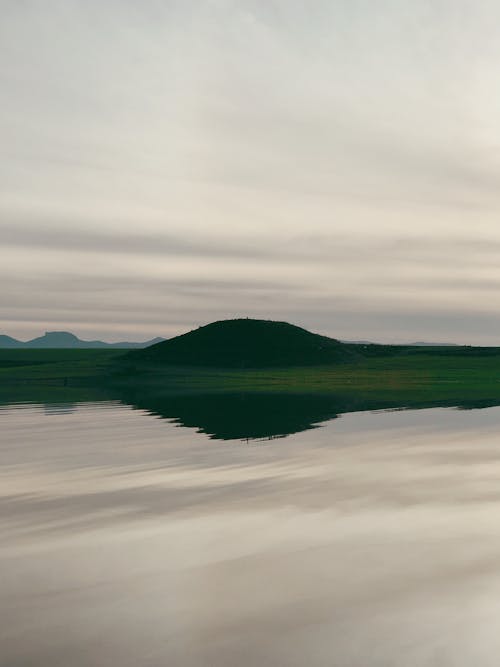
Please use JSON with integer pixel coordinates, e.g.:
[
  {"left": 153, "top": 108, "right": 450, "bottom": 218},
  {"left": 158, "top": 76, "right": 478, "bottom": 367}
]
[{"left": 3, "top": 1, "right": 500, "bottom": 342}]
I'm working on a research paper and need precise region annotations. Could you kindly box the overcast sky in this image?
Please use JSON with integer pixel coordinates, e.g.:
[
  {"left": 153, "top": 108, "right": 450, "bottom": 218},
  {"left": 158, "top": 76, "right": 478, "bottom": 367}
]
[{"left": 3, "top": 0, "right": 500, "bottom": 343}]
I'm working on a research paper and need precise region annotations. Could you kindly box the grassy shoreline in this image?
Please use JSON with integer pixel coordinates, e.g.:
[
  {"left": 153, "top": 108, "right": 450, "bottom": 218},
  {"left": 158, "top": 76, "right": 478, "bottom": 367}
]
[{"left": 2, "top": 347, "right": 500, "bottom": 411}]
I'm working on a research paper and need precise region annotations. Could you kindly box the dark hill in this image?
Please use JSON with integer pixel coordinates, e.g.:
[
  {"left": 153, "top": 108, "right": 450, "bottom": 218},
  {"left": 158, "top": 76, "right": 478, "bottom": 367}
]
[{"left": 129, "top": 318, "right": 358, "bottom": 368}]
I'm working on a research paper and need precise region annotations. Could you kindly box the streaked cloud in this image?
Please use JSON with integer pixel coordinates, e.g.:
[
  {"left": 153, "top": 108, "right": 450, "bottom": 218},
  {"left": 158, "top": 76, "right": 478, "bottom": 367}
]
[{"left": 2, "top": 1, "right": 500, "bottom": 342}]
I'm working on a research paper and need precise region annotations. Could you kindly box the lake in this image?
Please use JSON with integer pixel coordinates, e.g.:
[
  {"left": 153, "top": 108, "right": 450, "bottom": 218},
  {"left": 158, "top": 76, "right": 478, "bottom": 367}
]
[{"left": 2, "top": 398, "right": 500, "bottom": 666}]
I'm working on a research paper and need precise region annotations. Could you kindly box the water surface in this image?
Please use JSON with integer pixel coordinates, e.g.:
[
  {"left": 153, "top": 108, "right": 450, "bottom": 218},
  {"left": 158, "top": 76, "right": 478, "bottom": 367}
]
[{"left": 2, "top": 401, "right": 500, "bottom": 666}]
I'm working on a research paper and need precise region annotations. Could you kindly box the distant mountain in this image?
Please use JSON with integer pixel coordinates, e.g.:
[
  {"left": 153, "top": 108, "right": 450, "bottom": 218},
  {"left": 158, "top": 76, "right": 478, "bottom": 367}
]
[
  {"left": 129, "top": 318, "right": 360, "bottom": 367},
  {"left": 0, "top": 331, "right": 165, "bottom": 349},
  {"left": 26, "top": 332, "right": 90, "bottom": 348},
  {"left": 0, "top": 335, "right": 24, "bottom": 348},
  {"left": 408, "top": 341, "right": 458, "bottom": 347},
  {"left": 342, "top": 339, "right": 458, "bottom": 347}
]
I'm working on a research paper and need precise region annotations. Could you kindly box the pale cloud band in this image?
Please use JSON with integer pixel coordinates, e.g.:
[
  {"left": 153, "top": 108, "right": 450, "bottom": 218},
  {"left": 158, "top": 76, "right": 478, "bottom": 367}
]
[{"left": 2, "top": 1, "right": 500, "bottom": 343}]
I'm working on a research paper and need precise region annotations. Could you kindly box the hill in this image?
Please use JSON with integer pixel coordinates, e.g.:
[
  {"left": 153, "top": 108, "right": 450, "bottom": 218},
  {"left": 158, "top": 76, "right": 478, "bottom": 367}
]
[
  {"left": 0, "top": 335, "right": 24, "bottom": 348},
  {"left": 0, "top": 331, "right": 164, "bottom": 349},
  {"left": 129, "top": 318, "right": 359, "bottom": 368}
]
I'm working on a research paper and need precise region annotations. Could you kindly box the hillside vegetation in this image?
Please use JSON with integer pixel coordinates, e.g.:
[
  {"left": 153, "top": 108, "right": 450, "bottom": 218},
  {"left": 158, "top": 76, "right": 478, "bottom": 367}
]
[{"left": 129, "top": 318, "right": 359, "bottom": 367}]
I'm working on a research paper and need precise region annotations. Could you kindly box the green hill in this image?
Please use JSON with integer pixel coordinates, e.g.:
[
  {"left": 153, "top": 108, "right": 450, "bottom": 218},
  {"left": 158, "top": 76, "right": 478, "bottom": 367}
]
[{"left": 128, "top": 318, "right": 359, "bottom": 368}]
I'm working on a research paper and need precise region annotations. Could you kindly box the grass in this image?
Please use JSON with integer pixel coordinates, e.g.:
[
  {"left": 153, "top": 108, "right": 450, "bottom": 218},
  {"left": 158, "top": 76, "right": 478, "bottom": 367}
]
[
  {"left": 2, "top": 347, "right": 500, "bottom": 411},
  {"left": 0, "top": 349, "right": 123, "bottom": 403},
  {"left": 0, "top": 348, "right": 122, "bottom": 377}
]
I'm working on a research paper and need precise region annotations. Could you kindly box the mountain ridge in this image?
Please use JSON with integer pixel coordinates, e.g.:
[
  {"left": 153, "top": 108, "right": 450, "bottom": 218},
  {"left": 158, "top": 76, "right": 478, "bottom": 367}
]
[{"left": 0, "top": 331, "right": 164, "bottom": 349}]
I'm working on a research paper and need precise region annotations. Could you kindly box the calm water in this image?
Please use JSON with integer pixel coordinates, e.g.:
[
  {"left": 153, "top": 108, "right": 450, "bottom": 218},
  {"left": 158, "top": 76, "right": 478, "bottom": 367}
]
[{"left": 2, "top": 400, "right": 500, "bottom": 666}]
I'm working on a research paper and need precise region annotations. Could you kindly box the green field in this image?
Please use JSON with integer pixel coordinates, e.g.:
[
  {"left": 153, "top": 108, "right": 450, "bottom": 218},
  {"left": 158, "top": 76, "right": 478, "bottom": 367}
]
[
  {"left": 2, "top": 346, "right": 500, "bottom": 412},
  {"left": 0, "top": 349, "right": 123, "bottom": 403}
]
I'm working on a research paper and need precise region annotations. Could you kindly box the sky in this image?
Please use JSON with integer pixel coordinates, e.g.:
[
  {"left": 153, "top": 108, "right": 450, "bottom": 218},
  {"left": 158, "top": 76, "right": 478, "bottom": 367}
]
[{"left": 3, "top": 0, "right": 500, "bottom": 344}]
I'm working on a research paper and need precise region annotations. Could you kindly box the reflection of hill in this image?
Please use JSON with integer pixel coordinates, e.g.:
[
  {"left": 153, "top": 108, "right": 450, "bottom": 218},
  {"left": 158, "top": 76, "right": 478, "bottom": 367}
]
[
  {"left": 120, "top": 389, "right": 500, "bottom": 441},
  {"left": 121, "top": 391, "right": 350, "bottom": 440},
  {"left": 6, "top": 379, "right": 500, "bottom": 442}
]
